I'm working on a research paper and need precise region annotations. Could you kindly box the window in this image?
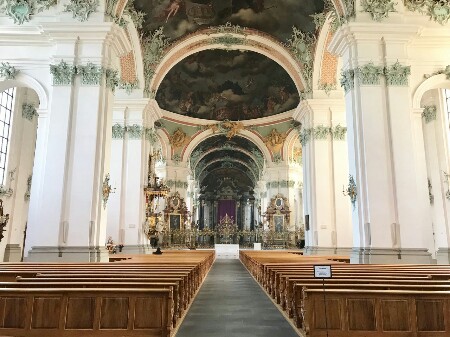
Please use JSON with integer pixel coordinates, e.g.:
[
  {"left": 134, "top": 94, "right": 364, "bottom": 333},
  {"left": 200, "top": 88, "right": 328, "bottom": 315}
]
[{"left": 0, "top": 88, "right": 15, "bottom": 185}]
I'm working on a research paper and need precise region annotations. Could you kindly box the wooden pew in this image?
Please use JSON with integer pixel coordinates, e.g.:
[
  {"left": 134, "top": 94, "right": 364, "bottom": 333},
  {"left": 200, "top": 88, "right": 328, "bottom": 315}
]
[{"left": 0, "top": 287, "right": 172, "bottom": 337}]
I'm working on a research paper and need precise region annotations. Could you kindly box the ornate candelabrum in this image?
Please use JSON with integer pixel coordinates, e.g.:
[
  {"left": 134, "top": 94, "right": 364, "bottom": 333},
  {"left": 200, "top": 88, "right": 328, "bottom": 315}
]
[
  {"left": 0, "top": 199, "right": 9, "bottom": 242},
  {"left": 144, "top": 152, "right": 170, "bottom": 243}
]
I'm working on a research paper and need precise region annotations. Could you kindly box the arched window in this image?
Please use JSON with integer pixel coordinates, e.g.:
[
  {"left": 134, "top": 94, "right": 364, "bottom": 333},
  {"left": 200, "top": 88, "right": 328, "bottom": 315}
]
[{"left": 0, "top": 88, "right": 15, "bottom": 185}]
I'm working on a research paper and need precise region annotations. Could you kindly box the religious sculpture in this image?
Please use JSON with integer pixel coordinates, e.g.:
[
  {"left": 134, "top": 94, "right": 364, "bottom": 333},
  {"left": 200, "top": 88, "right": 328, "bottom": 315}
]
[{"left": 264, "top": 129, "right": 286, "bottom": 153}]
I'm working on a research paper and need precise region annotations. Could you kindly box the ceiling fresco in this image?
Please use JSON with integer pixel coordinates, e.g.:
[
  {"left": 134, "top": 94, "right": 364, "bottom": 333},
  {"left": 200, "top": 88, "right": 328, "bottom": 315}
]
[
  {"left": 156, "top": 50, "right": 300, "bottom": 120},
  {"left": 133, "top": 0, "right": 325, "bottom": 41}
]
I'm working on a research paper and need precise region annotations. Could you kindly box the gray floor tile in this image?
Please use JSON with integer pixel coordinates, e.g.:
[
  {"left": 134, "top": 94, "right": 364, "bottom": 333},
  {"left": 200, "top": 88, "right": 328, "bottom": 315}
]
[{"left": 176, "top": 259, "right": 299, "bottom": 337}]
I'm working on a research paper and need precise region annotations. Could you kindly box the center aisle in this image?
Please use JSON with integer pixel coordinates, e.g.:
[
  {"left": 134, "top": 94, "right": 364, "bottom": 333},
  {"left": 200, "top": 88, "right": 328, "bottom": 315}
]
[{"left": 176, "top": 259, "right": 299, "bottom": 337}]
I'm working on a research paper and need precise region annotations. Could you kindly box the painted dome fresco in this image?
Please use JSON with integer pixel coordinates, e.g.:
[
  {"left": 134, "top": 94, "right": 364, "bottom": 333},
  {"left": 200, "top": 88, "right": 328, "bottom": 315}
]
[
  {"left": 156, "top": 50, "right": 300, "bottom": 120},
  {"left": 133, "top": 0, "right": 325, "bottom": 41},
  {"left": 132, "top": 0, "right": 326, "bottom": 120}
]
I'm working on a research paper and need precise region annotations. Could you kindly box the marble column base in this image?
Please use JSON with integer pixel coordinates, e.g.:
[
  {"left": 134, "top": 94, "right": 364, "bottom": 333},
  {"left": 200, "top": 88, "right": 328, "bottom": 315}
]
[
  {"left": 3, "top": 244, "right": 22, "bottom": 262},
  {"left": 26, "top": 246, "right": 110, "bottom": 262},
  {"left": 436, "top": 248, "right": 450, "bottom": 264},
  {"left": 304, "top": 246, "right": 432, "bottom": 264},
  {"left": 350, "top": 247, "right": 432, "bottom": 264}
]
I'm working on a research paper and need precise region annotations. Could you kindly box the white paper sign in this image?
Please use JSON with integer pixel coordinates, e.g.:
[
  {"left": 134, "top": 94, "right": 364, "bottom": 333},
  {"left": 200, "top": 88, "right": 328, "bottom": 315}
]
[{"left": 314, "top": 265, "right": 332, "bottom": 278}]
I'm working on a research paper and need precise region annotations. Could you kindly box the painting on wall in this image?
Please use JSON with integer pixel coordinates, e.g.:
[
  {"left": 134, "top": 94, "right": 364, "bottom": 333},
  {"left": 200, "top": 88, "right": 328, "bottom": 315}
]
[
  {"left": 273, "top": 214, "right": 284, "bottom": 233},
  {"left": 156, "top": 50, "right": 299, "bottom": 120},
  {"left": 169, "top": 213, "right": 181, "bottom": 230}
]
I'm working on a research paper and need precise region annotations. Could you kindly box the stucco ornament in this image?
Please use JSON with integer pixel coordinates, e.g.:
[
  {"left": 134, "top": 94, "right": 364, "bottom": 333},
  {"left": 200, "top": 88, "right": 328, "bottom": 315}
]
[
  {"left": 145, "top": 127, "right": 158, "bottom": 145},
  {"left": 344, "top": 175, "right": 358, "bottom": 210},
  {"left": 424, "top": 65, "right": 450, "bottom": 79},
  {"left": 250, "top": 148, "right": 265, "bottom": 169},
  {"left": 102, "top": 173, "right": 114, "bottom": 209},
  {"left": 313, "top": 125, "right": 332, "bottom": 140},
  {"left": 422, "top": 105, "right": 437, "bottom": 123},
  {"left": 50, "top": 60, "right": 76, "bottom": 86},
  {"left": 361, "top": 0, "right": 397, "bottom": 21},
  {"left": 299, "top": 128, "right": 312, "bottom": 146},
  {"left": 210, "top": 34, "right": 246, "bottom": 49},
  {"left": 340, "top": 69, "right": 355, "bottom": 93},
  {"left": 0, "top": 0, "right": 57, "bottom": 24},
  {"left": 356, "top": 62, "right": 384, "bottom": 85},
  {"left": 285, "top": 26, "right": 315, "bottom": 90},
  {"left": 205, "top": 120, "right": 245, "bottom": 139},
  {"left": 333, "top": 125, "right": 347, "bottom": 140},
  {"left": 318, "top": 82, "right": 337, "bottom": 95},
  {"left": 22, "top": 103, "right": 37, "bottom": 121},
  {"left": 112, "top": 124, "right": 125, "bottom": 139},
  {"left": 64, "top": 0, "right": 99, "bottom": 22},
  {"left": 119, "top": 80, "right": 139, "bottom": 94},
  {"left": 264, "top": 129, "right": 286, "bottom": 154},
  {"left": 212, "top": 22, "right": 246, "bottom": 35},
  {"left": 0, "top": 62, "right": 18, "bottom": 80},
  {"left": 384, "top": 61, "right": 411, "bottom": 86},
  {"left": 105, "top": 68, "right": 119, "bottom": 92},
  {"left": 405, "top": 0, "right": 450, "bottom": 25},
  {"left": 169, "top": 128, "right": 188, "bottom": 148},
  {"left": 126, "top": 124, "right": 143, "bottom": 139},
  {"left": 24, "top": 175, "right": 32, "bottom": 201},
  {"left": 142, "top": 27, "right": 170, "bottom": 94},
  {"left": 122, "top": 0, "right": 146, "bottom": 30},
  {"left": 77, "top": 62, "right": 103, "bottom": 85}
]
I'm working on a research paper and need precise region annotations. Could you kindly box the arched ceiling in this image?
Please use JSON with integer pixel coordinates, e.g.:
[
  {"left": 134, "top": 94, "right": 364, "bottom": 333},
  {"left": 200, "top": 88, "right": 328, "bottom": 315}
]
[
  {"left": 133, "top": 0, "right": 325, "bottom": 41},
  {"left": 132, "top": 0, "right": 326, "bottom": 121},
  {"left": 191, "top": 134, "right": 264, "bottom": 193},
  {"left": 156, "top": 50, "right": 299, "bottom": 120}
]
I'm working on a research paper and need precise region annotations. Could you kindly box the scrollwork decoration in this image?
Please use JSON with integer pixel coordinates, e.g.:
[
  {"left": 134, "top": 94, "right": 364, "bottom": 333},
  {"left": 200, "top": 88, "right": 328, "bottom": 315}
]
[
  {"left": 355, "top": 62, "right": 384, "bottom": 85},
  {"left": 361, "top": 0, "right": 397, "bottom": 21},
  {"left": 0, "top": 62, "right": 18, "bottom": 80},
  {"left": 50, "top": 60, "right": 76, "bottom": 86},
  {"left": 384, "top": 61, "right": 411, "bottom": 86},
  {"left": 64, "top": 0, "right": 99, "bottom": 22}
]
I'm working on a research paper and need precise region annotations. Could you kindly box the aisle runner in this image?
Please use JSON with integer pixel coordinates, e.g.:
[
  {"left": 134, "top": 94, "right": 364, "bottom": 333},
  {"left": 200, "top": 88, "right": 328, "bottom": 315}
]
[{"left": 176, "top": 259, "right": 299, "bottom": 337}]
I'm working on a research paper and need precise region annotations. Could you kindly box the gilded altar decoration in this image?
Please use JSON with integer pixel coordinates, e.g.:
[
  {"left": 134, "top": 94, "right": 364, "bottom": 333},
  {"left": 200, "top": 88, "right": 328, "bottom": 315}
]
[
  {"left": 216, "top": 214, "right": 238, "bottom": 244},
  {"left": 102, "top": 173, "right": 115, "bottom": 209},
  {"left": 169, "top": 128, "right": 188, "bottom": 148},
  {"left": 0, "top": 199, "right": 9, "bottom": 242},
  {"left": 164, "top": 191, "right": 189, "bottom": 232},
  {"left": 264, "top": 193, "right": 290, "bottom": 233},
  {"left": 144, "top": 152, "right": 170, "bottom": 243},
  {"left": 264, "top": 129, "right": 286, "bottom": 153}
]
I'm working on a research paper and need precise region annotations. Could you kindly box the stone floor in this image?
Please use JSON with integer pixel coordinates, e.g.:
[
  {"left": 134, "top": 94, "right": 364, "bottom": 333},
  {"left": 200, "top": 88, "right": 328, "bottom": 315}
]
[{"left": 176, "top": 259, "right": 300, "bottom": 337}]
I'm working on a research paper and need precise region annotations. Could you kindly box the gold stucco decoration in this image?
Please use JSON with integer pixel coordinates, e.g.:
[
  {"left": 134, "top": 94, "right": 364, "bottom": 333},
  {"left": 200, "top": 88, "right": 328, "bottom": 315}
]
[
  {"left": 264, "top": 129, "right": 286, "bottom": 153},
  {"left": 169, "top": 128, "right": 188, "bottom": 148}
]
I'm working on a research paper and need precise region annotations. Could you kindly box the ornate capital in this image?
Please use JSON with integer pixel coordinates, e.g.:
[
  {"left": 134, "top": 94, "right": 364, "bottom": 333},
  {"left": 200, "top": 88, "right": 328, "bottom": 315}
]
[
  {"left": 112, "top": 123, "right": 125, "bottom": 139},
  {"left": 422, "top": 105, "right": 437, "bottom": 123},
  {"left": 50, "top": 60, "right": 76, "bottom": 86},
  {"left": 361, "top": 0, "right": 397, "bottom": 21},
  {"left": 332, "top": 125, "right": 347, "bottom": 140},
  {"left": 405, "top": 0, "right": 450, "bottom": 25},
  {"left": 340, "top": 69, "right": 355, "bottom": 93},
  {"left": 384, "top": 61, "right": 411, "bottom": 86},
  {"left": 145, "top": 127, "right": 158, "bottom": 144},
  {"left": 0, "top": 62, "right": 18, "bottom": 80},
  {"left": 126, "top": 124, "right": 143, "bottom": 139},
  {"left": 355, "top": 62, "right": 384, "bottom": 85},
  {"left": 105, "top": 68, "right": 119, "bottom": 92},
  {"left": 299, "top": 128, "right": 312, "bottom": 146},
  {"left": 22, "top": 103, "right": 37, "bottom": 121},
  {"left": 64, "top": 0, "right": 99, "bottom": 22},
  {"left": 77, "top": 62, "right": 103, "bottom": 85},
  {"left": 119, "top": 80, "right": 139, "bottom": 94}
]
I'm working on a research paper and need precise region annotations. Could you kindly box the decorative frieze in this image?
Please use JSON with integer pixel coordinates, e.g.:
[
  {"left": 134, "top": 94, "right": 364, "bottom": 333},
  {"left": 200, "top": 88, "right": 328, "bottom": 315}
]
[
  {"left": 50, "top": 60, "right": 76, "bottom": 86},
  {"left": 145, "top": 127, "right": 158, "bottom": 144},
  {"left": 64, "top": 0, "right": 99, "bottom": 22},
  {"left": 384, "top": 61, "right": 410, "bottom": 86},
  {"left": 105, "top": 68, "right": 119, "bottom": 92},
  {"left": 112, "top": 123, "right": 125, "bottom": 139},
  {"left": 76, "top": 62, "right": 103, "bottom": 85},
  {"left": 209, "top": 34, "right": 246, "bottom": 49},
  {"left": 333, "top": 124, "right": 347, "bottom": 140},
  {"left": 0, "top": 62, "right": 18, "bottom": 80},
  {"left": 166, "top": 180, "right": 188, "bottom": 189},
  {"left": 355, "top": 62, "right": 384, "bottom": 85},
  {"left": 340, "top": 69, "right": 355, "bottom": 93},
  {"left": 361, "top": 0, "right": 397, "bottom": 21},
  {"left": 313, "top": 125, "right": 331, "bottom": 140},
  {"left": 126, "top": 124, "right": 143, "bottom": 139},
  {"left": 404, "top": 0, "right": 450, "bottom": 25},
  {"left": 22, "top": 103, "right": 37, "bottom": 120},
  {"left": 422, "top": 105, "right": 437, "bottom": 123},
  {"left": 119, "top": 80, "right": 139, "bottom": 94}
]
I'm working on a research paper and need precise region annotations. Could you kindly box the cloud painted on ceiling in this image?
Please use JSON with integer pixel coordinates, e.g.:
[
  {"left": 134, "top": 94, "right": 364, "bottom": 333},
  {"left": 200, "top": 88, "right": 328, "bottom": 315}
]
[
  {"left": 133, "top": 0, "right": 325, "bottom": 41},
  {"left": 156, "top": 50, "right": 299, "bottom": 120}
]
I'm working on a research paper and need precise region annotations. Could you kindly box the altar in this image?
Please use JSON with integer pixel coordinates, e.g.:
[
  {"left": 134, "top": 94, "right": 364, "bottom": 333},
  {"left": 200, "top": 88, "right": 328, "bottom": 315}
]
[{"left": 215, "top": 244, "right": 239, "bottom": 259}]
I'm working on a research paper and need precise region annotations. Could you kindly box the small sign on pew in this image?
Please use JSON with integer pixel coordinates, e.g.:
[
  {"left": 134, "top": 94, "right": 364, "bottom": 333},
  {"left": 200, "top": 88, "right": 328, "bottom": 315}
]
[
  {"left": 314, "top": 265, "right": 332, "bottom": 279},
  {"left": 314, "top": 265, "right": 332, "bottom": 337}
]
